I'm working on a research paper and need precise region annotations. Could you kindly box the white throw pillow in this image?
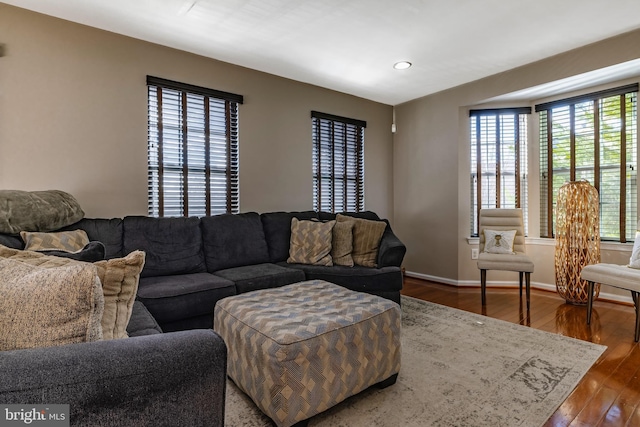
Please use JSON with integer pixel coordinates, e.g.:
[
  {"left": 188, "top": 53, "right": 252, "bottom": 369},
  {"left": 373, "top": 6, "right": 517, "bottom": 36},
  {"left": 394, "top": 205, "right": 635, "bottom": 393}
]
[
  {"left": 629, "top": 231, "right": 640, "bottom": 269},
  {"left": 483, "top": 229, "right": 517, "bottom": 254}
]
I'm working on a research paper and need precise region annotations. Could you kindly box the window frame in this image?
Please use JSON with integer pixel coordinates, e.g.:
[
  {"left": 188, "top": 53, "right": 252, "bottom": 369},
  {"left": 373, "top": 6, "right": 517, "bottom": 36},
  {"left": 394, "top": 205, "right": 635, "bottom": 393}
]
[
  {"left": 311, "top": 111, "right": 366, "bottom": 213},
  {"left": 146, "top": 76, "right": 243, "bottom": 217},
  {"left": 469, "top": 107, "right": 531, "bottom": 236},
  {"left": 536, "top": 83, "right": 638, "bottom": 242}
]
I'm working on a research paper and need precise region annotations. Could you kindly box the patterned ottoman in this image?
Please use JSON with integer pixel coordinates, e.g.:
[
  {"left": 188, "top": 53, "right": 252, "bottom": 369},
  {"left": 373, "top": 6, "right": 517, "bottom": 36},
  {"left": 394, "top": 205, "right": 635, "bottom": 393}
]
[{"left": 214, "top": 280, "right": 401, "bottom": 427}]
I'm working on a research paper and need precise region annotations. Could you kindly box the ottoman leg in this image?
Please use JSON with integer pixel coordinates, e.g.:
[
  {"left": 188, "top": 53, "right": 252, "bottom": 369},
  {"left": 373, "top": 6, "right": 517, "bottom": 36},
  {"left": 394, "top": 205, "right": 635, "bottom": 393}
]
[{"left": 375, "top": 373, "right": 399, "bottom": 389}]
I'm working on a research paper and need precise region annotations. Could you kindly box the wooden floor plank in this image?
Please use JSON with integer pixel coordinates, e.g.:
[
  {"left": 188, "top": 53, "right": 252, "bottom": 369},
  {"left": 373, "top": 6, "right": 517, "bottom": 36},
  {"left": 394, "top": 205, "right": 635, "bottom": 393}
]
[{"left": 401, "top": 277, "right": 640, "bottom": 426}]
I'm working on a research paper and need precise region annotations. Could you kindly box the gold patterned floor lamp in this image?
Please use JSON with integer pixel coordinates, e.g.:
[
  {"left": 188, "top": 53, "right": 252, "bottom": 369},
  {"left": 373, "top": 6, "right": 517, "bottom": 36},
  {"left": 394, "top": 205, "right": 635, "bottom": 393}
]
[{"left": 554, "top": 180, "right": 601, "bottom": 305}]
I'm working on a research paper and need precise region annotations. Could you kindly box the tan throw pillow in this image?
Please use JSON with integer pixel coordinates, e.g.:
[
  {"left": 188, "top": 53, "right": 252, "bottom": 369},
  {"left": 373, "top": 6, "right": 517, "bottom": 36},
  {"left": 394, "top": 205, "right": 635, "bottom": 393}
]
[
  {"left": 20, "top": 229, "right": 89, "bottom": 253},
  {"left": 0, "top": 257, "right": 104, "bottom": 351},
  {"left": 287, "top": 218, "right": 335, "bottom": 266},
  {"left": 95, "top": 251, "right": 146, "bottom": 339},
  {"left": 332, "top": 219, "right": 354, "bottom": 267},
  {"left": 337, "top": 214, "right": 386, "bottom": 267},
  {"left": 0, "top": 245, "right": 144, "bottom": 340}
]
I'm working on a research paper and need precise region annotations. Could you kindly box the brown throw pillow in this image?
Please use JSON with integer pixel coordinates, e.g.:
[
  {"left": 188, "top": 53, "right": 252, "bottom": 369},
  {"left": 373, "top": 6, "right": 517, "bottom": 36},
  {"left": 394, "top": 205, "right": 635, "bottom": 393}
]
[
  {"left": 20, "top": 229, "right": 89, "bottom": 253},
  {"left": 287, "top": 218, "right": 335, "bottom": 266},
  {"left": 336, "top": 214, "right": 386, "bottom": 267},
  {"left": 331, "top": 220, "right": 354, "bottom": 267},
  {"left": 0, "top": 257, "right": 104, "bottom": 351}
]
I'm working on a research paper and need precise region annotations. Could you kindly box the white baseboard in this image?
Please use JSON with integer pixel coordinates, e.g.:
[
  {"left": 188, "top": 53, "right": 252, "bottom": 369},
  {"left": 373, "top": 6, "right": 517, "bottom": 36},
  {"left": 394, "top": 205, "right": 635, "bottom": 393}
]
[{"left": 404, "top": 270, "right": 634, "bottom": 305}]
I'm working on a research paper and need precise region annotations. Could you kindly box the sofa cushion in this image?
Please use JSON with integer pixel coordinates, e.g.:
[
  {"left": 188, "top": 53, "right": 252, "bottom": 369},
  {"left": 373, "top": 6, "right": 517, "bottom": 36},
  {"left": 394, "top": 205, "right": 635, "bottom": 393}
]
[
  {"left": 214, "top": 263, "right": 305, "bottom": 294},
  {"left": 280, "top": 262, "right": 404, "bottom": 293},
  {"left": 61, "top": 218, "right": 124, "bottom": 259},
  {"left": 261, "top": 211, "right": 319, "bottom": 263},
  {"left": 0, "top": 234, "right": 23, "bottom": 249},
  {"left": 287, "top": 218, "right": 335, "bottom": 266},
  {"left": 124, "top": 216, "right": 206, "bottom": 277},
  {"left": 201, "top": 212, "right": 270, "bottom": 272},
  {"left": 0, "top": 257, "right": 104, "bottom": 351},
  {"left": 318, "top": 211, "right": 382, "bottom": 221},
  {"left": 137, "top": 272, "right": 236, "bottom": 328},
  {"left": 0, "top": 189, "right": 85, "bottom": 234},
  {"left": 126, "top": 301, "right": 163, "bottom": 337}
]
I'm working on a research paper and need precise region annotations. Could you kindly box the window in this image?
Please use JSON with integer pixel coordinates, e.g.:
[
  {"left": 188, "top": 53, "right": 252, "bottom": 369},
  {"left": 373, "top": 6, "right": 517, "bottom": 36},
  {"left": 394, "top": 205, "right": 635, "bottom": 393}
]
[
  {"left": 147, "top": 76, "right": 243, "bottom": 217},
  {"left": 311, "top": 111, "right": 365, "bottom": 212},
  {"left": 538, "top": 84, "right": 638, "bottom": 242},
  {"left": 470, "top": 108, "right": 530, "bottom": 236}
]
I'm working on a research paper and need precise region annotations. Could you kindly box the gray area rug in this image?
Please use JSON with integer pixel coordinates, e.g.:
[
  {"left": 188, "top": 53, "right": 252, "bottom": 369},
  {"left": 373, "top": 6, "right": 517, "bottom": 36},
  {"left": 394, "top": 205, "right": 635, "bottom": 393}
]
[{"left": 225, "top": 295, "right": 606, "bottom": 427}]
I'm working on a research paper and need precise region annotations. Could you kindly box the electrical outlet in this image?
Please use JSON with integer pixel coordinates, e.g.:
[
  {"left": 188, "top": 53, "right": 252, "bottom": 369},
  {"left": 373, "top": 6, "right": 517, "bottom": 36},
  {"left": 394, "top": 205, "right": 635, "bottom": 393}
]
[{"left": 471, "top": 248, "right": 479, "bottom": 260}]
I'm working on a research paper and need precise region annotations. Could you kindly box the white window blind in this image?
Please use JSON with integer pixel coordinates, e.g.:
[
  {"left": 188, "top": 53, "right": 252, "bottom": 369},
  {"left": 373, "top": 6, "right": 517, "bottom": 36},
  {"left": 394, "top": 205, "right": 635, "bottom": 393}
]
[
  {"left": 311, "top": 111, "right": 365, "bottom": 213},
  {"left": 538, "top": 84, "right": 638, "bottom": 242},
  {"left": 470, "top": 108, "right": 530, "bottom": 236},
  {"left": 147, "top": 76, "right": 242, "bottom": 217}
]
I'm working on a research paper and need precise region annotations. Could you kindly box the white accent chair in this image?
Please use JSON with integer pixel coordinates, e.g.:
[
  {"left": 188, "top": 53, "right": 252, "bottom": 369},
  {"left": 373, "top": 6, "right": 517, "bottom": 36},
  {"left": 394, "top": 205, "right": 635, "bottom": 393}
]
[
  {"left": 581, "top": 264, "right": 640, "bottom": 342},
  {"left": 477, "top": 208, "right": 534, "bottom": 309}
]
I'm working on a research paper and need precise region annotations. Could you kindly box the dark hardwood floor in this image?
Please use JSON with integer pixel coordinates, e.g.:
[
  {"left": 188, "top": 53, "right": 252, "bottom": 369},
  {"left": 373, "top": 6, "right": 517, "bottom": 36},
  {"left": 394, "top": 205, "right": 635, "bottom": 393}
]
[{"left": 401, "top": 276, "right": 640, "bottom": 427}]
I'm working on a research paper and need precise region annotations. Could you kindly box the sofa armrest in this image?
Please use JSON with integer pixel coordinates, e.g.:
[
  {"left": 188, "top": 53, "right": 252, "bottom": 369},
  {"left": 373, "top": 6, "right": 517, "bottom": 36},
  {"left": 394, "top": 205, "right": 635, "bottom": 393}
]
[
  {"left": 0, "top": 330, "right": 227, "bottom": 427},
  {"left": 377, "top": 227, "right": 407, "bottom": 268}
]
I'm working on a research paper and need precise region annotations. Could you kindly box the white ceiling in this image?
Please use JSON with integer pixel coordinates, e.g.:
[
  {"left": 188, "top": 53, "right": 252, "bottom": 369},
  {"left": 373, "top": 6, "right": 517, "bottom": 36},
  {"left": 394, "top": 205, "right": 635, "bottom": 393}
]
[{"left": 4, "top": 0, "right": 640, "bottom": 105}]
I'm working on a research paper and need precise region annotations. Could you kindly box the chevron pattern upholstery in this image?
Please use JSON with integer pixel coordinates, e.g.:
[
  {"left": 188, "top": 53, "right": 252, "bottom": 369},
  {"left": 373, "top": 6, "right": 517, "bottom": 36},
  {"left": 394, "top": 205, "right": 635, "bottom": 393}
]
[
  {"left": 287, "top": 218, "right": 335, "bottom": 266},
  {"left": 214, "top": 280, "right": 401, "bottom": 427},
  {"left": 20, "top": 229, "right": 89, "bottom": 252}
]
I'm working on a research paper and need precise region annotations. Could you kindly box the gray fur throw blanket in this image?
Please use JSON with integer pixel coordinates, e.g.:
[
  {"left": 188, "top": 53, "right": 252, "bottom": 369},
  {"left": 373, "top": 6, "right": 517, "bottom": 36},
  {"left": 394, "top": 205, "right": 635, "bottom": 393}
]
[{"left": 0, "top": 190, "right": 85, "bottom": 234}]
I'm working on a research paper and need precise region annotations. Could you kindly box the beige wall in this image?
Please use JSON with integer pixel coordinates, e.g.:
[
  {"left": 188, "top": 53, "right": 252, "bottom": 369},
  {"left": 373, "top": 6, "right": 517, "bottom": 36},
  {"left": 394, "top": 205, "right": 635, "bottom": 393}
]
[
  {"left": 0, "top": 4, "right": 394, "bottom": 220},
  {"left": 394, "top": 29, "right": 640, "bottom": 301}
]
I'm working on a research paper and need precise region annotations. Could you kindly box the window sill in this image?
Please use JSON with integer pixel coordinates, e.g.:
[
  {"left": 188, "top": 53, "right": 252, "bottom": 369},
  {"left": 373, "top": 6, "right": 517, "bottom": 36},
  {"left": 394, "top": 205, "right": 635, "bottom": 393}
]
[{"left": 466, "top": 236, "right": 632, "bottom": 252}]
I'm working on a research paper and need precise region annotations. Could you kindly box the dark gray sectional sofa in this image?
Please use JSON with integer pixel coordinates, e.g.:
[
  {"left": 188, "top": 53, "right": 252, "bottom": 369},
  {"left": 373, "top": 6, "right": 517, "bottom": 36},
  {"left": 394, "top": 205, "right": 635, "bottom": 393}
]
[
  {"left": 1, "top": 210, "right": 405, "bottom": 331},
  {"left": 134, "top": 210, "right": 404, "bottom": 331},
  {"left": 0, "top": 210, "right": 404, "bottom": 426},
  {"left": 0, "top": 304, "right": 228, "bottom": 427}
]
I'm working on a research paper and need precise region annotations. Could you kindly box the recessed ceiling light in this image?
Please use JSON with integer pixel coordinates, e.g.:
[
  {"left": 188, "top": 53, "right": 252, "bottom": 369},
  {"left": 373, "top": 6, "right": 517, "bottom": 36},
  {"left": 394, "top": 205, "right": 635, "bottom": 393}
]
[{"left": 393, "top": 61, "right": 412, "bottom": 70}]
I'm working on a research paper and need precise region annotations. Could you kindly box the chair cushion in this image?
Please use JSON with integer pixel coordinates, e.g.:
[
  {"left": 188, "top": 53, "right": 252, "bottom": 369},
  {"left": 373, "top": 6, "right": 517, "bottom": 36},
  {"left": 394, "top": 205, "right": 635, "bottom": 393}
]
[
  {"left": 214, "top": 263, "right": 305, "bottom": 294},
  {"left": 477, "top": 252, "right": 534, "bottom": 273},
  {"left": 201, "top": 212, "right": 270, "bottom": 272},
  {"left": 581, "top": 264, "right": 640, "bottom": 293},
  {"left": 137, "top": 273, "right": 235, "bottom": 326},
  {"left": 124, "top": 216, "right": 206, "bottom": 277}
]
